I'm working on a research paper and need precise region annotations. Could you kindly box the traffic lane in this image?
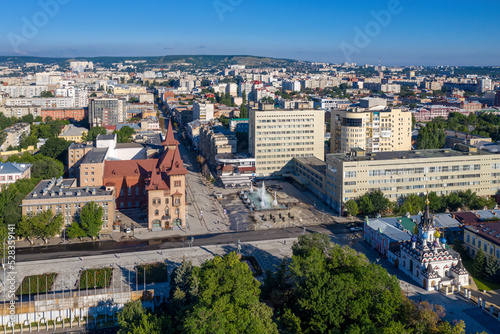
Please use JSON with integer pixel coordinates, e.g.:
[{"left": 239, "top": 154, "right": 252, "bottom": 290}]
[{"left": 16, "top": 225, "right": 353, "bottom": 262}]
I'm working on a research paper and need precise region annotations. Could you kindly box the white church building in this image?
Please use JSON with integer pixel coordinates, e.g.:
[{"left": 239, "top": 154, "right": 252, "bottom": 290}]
[{"left": 396, "top": 199, "right": 469, "bottom": 291}]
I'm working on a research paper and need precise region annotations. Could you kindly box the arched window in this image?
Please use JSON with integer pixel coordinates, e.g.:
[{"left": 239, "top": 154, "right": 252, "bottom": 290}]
[
  {"left": 155, "top": 210, "right": 159, "bottom": 216},
  {"left": 165, "top": 209, "right": 170, "bottom": 216}
]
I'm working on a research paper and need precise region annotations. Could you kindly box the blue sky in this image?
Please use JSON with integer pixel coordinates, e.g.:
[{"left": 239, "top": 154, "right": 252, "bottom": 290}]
[{"left": 0, "top": 0, "right": 499, "bottom": 66}]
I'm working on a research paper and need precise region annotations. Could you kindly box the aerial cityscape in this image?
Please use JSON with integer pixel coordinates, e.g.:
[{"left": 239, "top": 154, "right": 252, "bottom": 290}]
[{"left": 0, "top": 0, "right": 499, "bottom": 333}]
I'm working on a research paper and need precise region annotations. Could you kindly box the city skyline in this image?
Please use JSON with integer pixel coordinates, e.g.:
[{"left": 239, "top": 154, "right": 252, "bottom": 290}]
[{"left": 0, "top": 0, "right": 499, "bottom": 66}]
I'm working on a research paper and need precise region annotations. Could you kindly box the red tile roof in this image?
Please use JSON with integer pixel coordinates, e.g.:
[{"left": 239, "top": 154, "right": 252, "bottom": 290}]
[
  {"left": 161, "top": 121, "right": 179, "bottom": 146},
  {"left": 167, "top": 148, "right": 188, "bottom": 176},
  {"left": 104, "top": 159, "right": 156, "bottom": 178},
  {"left": 238, "top": 166, "right": 256, "bottom": 172}
]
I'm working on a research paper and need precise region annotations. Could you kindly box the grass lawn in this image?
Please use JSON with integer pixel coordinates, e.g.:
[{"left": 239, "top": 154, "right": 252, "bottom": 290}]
[{"left": 462, "top": 258, "right": 500, "bottom": 291}]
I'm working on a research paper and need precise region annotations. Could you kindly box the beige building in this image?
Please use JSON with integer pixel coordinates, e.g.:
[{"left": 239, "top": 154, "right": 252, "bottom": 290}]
[
  {"left": 330, "top": 107, "right": 412, "bottom": 154},
  {"left": 325, "top": 146, "right": 500, "bottom": 214},
  {"left": 292, "top": 157, "right": 326, "bottom": 201},
  {"left": 68, "top": 142, "right": 93, "bottom": 178},
  {"left": 21, "top": 178, "right": 115, "bottom": 231},
  {"left": 464, "top": 221, "right": 500, "bottom": 262},
  {"left": 199, "top": 125, "right": 237, "bottom": 165},
  {"left": 1, "top": 123, "right": 30, "bottom": 151},
  {"left": 58, "top": 124, "right": 88, "bottom": 143},
  {"left": 249, "top": 103, "right": 324, "bottom": 176}
]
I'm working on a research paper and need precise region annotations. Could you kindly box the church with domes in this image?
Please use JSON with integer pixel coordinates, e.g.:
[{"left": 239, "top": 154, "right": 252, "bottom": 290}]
[{"left": 396, "top": 198, "right": 469, "bottom": 291}]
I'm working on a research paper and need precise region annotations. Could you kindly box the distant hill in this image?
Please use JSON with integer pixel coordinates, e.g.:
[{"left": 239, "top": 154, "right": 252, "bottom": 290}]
[{"left": 0, "top": 55, "right": 297, "bottom": 68}]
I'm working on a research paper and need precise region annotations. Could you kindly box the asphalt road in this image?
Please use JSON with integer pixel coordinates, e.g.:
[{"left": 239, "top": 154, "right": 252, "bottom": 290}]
[{"left": 17, "top": 224, "right": 350, "bottom": 262}]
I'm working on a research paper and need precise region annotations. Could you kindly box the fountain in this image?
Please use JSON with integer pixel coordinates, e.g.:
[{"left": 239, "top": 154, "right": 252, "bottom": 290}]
[
  {"left": 243, "top": 181, "right": 286, "bottom": 210},
  {"left": 249, "top": 182, "right": 254, "bottom": 194}
]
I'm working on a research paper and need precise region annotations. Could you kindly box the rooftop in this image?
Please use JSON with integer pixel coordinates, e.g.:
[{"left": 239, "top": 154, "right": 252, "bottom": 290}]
[
  {"left": 24, "top": 178, "right": 113, "bottom": 201},
  {"left": 294, "top": 156, "right": 326, "bottom": 175},
  {"left": 96, "top": 134, "right": 115, "bottom": 141},
  {"left": 328, "top": 148, "right": 496, "bottom": 163},
  {"left": 60, "top": 125, "right": 87, "bottom": 137},
  {"left": 465, "top": 221, "right": 500, "bottom": 246},
  {"left": 0, "top": 162, "right": 32, "bottom": 174},
  {"left": 81, "top": 148, "right": 107, "bottom": 164}
]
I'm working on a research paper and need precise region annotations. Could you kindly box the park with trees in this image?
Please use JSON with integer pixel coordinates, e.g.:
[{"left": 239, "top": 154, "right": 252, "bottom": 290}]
[{"left": 115, "top": 234, "right": 472, "bottom": 334}]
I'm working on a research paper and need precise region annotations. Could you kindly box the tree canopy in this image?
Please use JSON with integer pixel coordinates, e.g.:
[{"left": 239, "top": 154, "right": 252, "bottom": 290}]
[{"left": 417, "top": 122, "right": 446, "bottom": 149}]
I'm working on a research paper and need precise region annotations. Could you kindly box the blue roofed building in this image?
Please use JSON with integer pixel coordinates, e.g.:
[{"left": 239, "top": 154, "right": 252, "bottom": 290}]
[{"left": 0, "top": 162, "right": 32, "bottom": 190}]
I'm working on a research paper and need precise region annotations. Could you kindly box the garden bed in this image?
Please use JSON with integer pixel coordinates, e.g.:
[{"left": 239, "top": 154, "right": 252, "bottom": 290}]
[
  {"left": 16, "top": 273, "right": 57, "bottom": 295},
  {"left": 79, "top": 268, "right": 112, "bottom": 289},
  {"left": 137, "top": 262, "right": 168, "bottom": 284}
]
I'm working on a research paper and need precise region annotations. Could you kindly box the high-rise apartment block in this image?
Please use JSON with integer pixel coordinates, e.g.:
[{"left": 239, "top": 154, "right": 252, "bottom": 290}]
[
  {"left": 330, "top": 107, "right": 412, "bottom": 154},
  {"left": 193, "top": 100, "right": 214, "bottom": 121},
  {"left": 89, "top": 98, "right": 125, "bottom": 127},
  {"left": 249, "top": 104, "right": 324, "bottom": 176}
]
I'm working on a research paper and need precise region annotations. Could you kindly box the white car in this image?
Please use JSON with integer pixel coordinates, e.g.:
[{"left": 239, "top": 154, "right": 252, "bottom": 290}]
[
  {"left": 125, "top": 228, "right": 131, "bottom": 234},
  {"left": 350, "top": 227, "right": 363, "bottom": 232}
]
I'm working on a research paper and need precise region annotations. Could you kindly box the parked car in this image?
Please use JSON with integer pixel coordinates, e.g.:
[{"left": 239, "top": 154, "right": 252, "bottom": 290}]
[
  {"left": 350, "top": 227, "right": 363, "bottom": 232},
  {"left": 125, "top": 228, "right": 131, "bottom": 234}
]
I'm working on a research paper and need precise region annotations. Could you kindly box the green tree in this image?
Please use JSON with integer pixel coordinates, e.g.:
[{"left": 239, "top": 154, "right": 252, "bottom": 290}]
[
  {"left": 79, "top": 201, "right": 103, "bottom": 238},
  {"left": 16, "top": 210, "right": 63, "bottom": 243},
  {"left": 31, "top": 157, "right": 64, "bottom": 179},
  {"left": 484, "top": 255, "right": 500, "bottom": 282},
  {"left": 280, "top": 233, "right": 407, "bottom": 333},
  {"left": 473, "top": 249, "right": 486, "bottom": 278},
  {"left": 82, "top": 126, "right": 107, "bottom": 141},
  {"left": 344, "top": 199, "right": 359, "bottom": 217},
  {"left": 399, "top": 194, "right": 425, "bottom": 215},
  {"left": 428, "top": 192, "right": 444, "bottom": 213},
  {"left": 370, "top": 189, "right": 391, "bottom": 215},
  {"left": 117, "top": 300, "right": 172, "bottom": 334},
  {"left": 219, "top": 115, "right": 230, "bottom": 128},
  {"left": 40, "top": 91, "right": 54, "bottom": 98},
  {"left": 114, "top": 126, "right": 135, "bottom": 143},
  {"left": 446, "top": 193, "right": 463, "bottom": 212},
  {"left": 0, "top": 130, "right": 6, "bottom": 146},
  {"left": 239, "top": 103, "right": 248, "bottom": 118},
  {"left": 358, "top": 194, "right": 375, "bottom": 216},
  {"left": 39, "top": 137, "right": 70, "bottom": 160},
  {"left": 417, "top": 122, "right": 446, "bottom": 149},
  {"left": 182, "top": 252, "right": 278, "bottom": 334},
  {"left": 66, "top": 221, "right": 87, "bottom": 239}
]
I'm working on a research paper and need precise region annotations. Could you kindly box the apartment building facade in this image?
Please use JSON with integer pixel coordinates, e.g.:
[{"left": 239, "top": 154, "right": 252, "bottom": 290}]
[
  {"left": 193, "top": 100, "right": 214, "bottom": 121},
  {"left": 199, "top": 125, "right": 237, "bottom": 166},
  {"left": 21, "top": 178, "right": 115, "bottom": 231},
  {"left": 330, "top": 107, "right": 412, "bottom": 154},
  {"left": 89, "top": 98, "right": 125, "bottom": 127},
  {"left": 464, "top": 221, "right": 500, "bottom": 262},
  {"left": 325, "top": 147, "right": 500, "bottom": 214},
  {"left": 249, "top": 104, "right": 324, "bottom": 176},
  {"left": 1, "top": 123, "right": 31, "bottom": 151}
]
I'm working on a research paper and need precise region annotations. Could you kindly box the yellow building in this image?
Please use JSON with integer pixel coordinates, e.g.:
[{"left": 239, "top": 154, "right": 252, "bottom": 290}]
[
  {"left": 58, "top": 124, "right": 88, "bottom": 143},
  {"left": 464, "top": 220, "right": 500, "bottom": 261},
  {"left": 330, "top": 107, "right": 412, "bottom": 154},
  {"left": 249, "top": 103, "right": 325, "bottom": 176},
  {"left": 325, "top": 146, "right": 500, "bottom": 213}
]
